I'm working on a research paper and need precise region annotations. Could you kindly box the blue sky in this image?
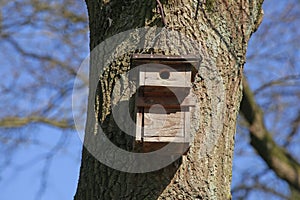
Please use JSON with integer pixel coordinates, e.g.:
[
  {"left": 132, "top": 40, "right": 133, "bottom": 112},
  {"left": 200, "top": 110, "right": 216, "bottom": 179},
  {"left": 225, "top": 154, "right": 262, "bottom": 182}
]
[{"left": 0, "top": 126, "right": 82, "bottom": 200}]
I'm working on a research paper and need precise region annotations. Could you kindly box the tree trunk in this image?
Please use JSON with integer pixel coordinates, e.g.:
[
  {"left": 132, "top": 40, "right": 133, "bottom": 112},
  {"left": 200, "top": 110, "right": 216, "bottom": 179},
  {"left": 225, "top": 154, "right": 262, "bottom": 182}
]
[{"left": 74, "top": 0, "right": 264, "bottom": 199}]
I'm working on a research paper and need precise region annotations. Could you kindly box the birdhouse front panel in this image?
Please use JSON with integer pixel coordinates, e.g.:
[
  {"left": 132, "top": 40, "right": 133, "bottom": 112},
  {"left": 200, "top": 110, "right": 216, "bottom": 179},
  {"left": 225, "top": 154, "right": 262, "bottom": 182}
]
[
  {"left": 142, "top": 107, "right": 186, "bottom": 139},
  {"left": 138, "top": 64, "right": 192, "bottom": 87}
]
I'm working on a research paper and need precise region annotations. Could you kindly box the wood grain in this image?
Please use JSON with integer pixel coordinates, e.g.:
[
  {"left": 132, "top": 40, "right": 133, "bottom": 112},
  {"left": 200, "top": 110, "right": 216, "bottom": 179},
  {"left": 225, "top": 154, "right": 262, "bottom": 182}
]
[{"left": 143, "top": 110, "right": 185, "bottom": 137}]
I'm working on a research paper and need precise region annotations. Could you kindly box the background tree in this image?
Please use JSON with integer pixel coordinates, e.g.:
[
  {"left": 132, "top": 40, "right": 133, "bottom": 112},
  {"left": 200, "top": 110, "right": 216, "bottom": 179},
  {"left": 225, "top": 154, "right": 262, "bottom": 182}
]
[{"left": 232, "top": 1, "right": 300, "bottom": 199}]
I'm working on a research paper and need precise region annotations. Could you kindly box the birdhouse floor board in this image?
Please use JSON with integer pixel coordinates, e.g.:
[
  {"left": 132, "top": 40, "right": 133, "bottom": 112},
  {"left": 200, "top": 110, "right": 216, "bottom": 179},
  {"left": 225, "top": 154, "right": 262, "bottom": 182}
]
[{"left": 143, "top": 137, "right": 186, "bottom": 142}]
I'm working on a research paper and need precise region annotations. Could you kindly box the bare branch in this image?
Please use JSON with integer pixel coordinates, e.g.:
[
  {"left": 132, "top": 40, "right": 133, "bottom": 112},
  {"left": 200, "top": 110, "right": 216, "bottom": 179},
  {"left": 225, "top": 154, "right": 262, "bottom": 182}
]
[
  {"left": 4, "top": 36, "right": 89, "bottom": 85},
  {"left": 240, "top": 78, "right": 300, "bottom": 191},
  {"left": 0, "top": 116, "right": 74, "bottom": 129},
  {"left": 283, "top": 111, "right": 300, "bottom": 148},
  {"left": 232, "top": 183, "right": 289, "bottom": 199},
  {"left": 254, "top": 75, "right": 300, "bottom": 95}
]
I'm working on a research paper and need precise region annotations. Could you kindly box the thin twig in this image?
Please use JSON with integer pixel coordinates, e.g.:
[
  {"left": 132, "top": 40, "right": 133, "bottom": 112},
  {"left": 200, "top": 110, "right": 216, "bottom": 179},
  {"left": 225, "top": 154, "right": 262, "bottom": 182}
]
[
  {"left": 195, "top": 0, "right": 205, "bottom": 19},
  {"left": 156, "top": 0, "right": 167, "bottom": 26}
]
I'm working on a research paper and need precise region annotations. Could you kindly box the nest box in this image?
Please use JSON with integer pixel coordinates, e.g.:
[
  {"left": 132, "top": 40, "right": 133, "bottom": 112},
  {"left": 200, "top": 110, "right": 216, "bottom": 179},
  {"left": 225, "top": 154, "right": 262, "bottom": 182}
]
[{"left": 131, "top": 54, "right": 200, "bottom": 155}]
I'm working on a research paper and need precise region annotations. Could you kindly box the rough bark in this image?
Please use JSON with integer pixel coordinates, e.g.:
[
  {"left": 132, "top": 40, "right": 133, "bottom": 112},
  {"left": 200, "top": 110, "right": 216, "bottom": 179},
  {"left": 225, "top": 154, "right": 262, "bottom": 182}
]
[{"left": 74, "top": 0, "right": 264, "bottom": 199}]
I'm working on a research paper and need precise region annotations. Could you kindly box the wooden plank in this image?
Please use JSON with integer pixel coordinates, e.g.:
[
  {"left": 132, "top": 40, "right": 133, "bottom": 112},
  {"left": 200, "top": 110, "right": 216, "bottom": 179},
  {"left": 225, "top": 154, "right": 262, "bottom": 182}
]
[
  {"left": 136, "top": 96, "right": 195, "bottom": 108},
  {"left": 184, "top": 108, "right": 191, "bottom": 143},
  {"left": 143, "top": 137, "right": 185, "bottom": 143},
  {"left": 143, "top": 111, "right": 185, "bottom": 137},
  {"left": 143, "top": 71, "right": 191, "bottom": 87},
  {"left": 141, "top": 86, "right": 189, "bottom": 93},
  {"left": 138, "top": 67, "right": 145, "bottom": 87},
  {"left": 144, "top": 107, "right": 182, "bottom": 113},
  {"left": 139, "top": 86, "right": 191, "bottom": 97},
  {"left": 131, "top": 54, "right": 200, "bottom": 83},
  {"left": 135, "top": 110, "right": 142, "bottom": 141},
  {"left": 133, "top": 62, "right": 198, "bottom": 80},
  {"left": 138, "top": 64, "right": 188, "bottom": 72},
  {"left": 131, "top": 54, "right": 201, "bottom": 69}
]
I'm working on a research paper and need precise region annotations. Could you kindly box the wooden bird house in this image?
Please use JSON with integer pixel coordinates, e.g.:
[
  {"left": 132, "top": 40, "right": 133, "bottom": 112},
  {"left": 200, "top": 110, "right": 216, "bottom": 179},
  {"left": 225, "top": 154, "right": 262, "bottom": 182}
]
[{"left": 131, "top": 54, "right": 200, "bottom": 155}]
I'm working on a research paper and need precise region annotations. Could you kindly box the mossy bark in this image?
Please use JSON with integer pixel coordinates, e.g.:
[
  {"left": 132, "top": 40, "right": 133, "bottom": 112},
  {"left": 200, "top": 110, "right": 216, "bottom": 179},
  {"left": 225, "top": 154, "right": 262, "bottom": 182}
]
[{"left": 74, "top": 0, "right": 264, "bottom": 199}]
